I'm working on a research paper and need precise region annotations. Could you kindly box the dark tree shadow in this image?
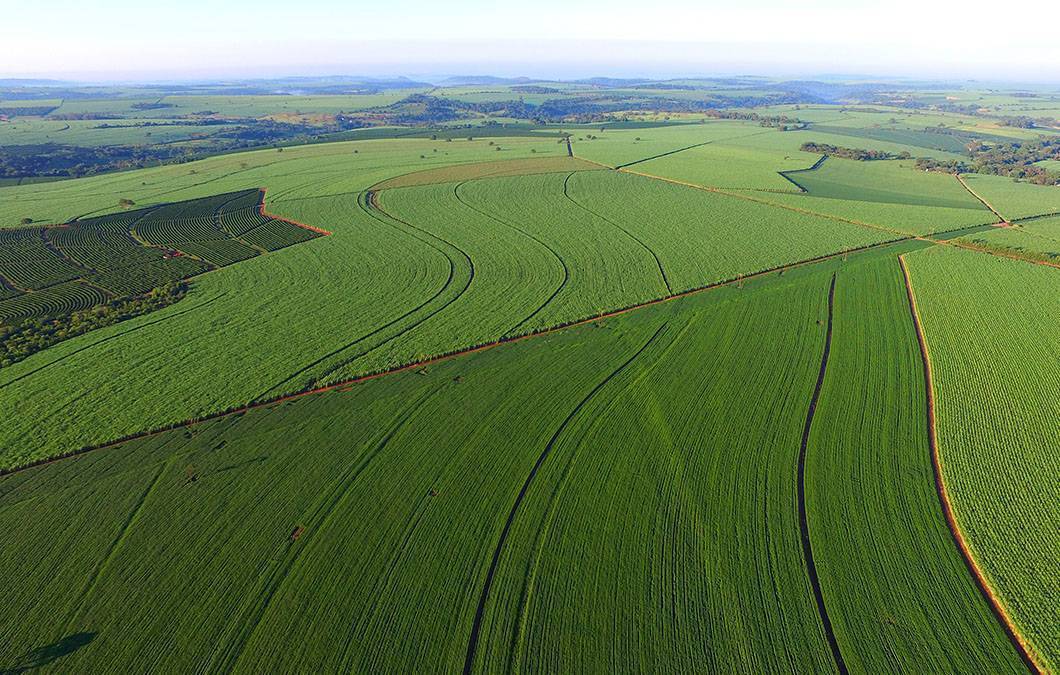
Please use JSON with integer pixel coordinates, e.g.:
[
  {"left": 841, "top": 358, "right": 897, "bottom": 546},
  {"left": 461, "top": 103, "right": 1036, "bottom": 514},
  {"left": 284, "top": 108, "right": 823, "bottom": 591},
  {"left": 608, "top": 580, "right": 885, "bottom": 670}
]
[{"left": 0, "top": 632, "right": 95, "bottom": 674}]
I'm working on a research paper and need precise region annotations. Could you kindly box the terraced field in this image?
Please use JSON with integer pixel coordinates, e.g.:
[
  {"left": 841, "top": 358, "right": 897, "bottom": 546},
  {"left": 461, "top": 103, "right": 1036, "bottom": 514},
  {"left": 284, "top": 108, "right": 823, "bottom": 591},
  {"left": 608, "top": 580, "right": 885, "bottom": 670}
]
[{"left": 0, "top": 117, "right": 1058, "bottom": 674}]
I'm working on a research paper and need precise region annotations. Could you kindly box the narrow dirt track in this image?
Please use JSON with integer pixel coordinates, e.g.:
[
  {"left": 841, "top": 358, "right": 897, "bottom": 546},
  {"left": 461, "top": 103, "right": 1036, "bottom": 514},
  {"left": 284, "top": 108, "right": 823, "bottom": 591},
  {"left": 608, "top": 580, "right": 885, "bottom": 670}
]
[
  {"left": 898, "top": 254, "right": 1042, "bottom": 675},
  {"left": 796, "top": 274, "right": 847, "bottom": 674}
]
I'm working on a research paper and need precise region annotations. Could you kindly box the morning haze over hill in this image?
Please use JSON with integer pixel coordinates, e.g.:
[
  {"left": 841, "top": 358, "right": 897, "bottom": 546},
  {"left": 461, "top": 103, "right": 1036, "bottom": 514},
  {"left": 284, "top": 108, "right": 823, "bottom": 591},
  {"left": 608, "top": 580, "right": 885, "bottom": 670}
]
[{"left": 0, "top": 1, "right": 1057, "bottom": 673}]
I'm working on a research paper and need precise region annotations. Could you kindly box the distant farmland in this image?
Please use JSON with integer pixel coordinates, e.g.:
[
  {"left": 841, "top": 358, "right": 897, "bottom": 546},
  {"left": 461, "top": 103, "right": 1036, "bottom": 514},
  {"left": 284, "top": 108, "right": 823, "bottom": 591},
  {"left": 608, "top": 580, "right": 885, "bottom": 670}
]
[{"left": 0, "top": 99, "right": 1057, "bottom": 672}]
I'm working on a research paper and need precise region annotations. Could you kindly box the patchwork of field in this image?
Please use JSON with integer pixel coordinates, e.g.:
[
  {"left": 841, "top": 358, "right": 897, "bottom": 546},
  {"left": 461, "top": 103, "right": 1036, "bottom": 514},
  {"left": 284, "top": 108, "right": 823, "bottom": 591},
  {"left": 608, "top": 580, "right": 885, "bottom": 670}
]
[
  {"left": 0, "top": 248, "right": 1027, "bottom": 672},
  {"left": 0, "top": 113, "right": 1058, "bottom": 673},
  {"left": 0, "top": 138, "right": 907, "bottom": 467}
]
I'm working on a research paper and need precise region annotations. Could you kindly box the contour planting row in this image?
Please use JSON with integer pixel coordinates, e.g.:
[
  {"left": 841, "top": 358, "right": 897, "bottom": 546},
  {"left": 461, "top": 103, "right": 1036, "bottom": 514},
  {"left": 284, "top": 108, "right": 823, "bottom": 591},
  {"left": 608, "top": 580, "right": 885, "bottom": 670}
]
[{"left": 0, "top": 189, "right": 323, "bottom": 322}]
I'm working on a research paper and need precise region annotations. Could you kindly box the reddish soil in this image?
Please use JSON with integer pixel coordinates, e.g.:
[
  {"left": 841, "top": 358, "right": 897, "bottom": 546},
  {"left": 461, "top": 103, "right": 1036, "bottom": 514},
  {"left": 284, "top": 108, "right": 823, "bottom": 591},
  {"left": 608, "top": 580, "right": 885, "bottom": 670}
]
[{"left": 258, "top": 188, "right": 332, "bottom": 236}]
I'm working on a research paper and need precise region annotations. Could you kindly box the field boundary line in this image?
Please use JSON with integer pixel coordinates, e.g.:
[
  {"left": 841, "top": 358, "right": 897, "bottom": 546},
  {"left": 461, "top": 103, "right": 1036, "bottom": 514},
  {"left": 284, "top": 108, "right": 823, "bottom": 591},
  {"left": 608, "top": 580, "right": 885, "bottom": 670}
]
[
  {"left": 260, "top": 187, "right": 332, "bottom": 235},
  {"left": 1010, "top": 210, "right": 1060, "bottom": 224},
  {"left": 449, "top": 180, "right": 570, "bottom": 336},
  {"left": 0, "top": 237, "right": 914, "bottom": 478},
  {"left": 797, "top": 274, "right": 847, "bottom": 674},
  {"left": 930, "top": 237, "right": 1060, "bottom": 271},
  {"left": 617, "top": 166, "right": 914, "bottom": 239},
  {"left": 898, "top": 254, "right": 1043, "bottom": 675},
  {"left": 613, "top": 140, "right": 716, "bottom": 169},
  {"left": 954, "top": 174, "right": 1009, "bottom": 225},
  {"left": 461, "top": 322, "right": 668, "bottom": 675},
  {"left": 776, "top": 153, "right": 828, "bottom": 192}
]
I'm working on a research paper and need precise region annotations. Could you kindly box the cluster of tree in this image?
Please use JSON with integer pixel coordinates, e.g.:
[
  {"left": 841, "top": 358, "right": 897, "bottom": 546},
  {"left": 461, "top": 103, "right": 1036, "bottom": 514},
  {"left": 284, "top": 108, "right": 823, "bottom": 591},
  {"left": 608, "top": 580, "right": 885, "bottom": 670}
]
[
  {"left": 800, "top": 142, "right": 910, "bottom": 160},
  {"left": 372, "top": 92, "right": 813, "bottom": 126},
  {"left": 705, "top": 110, "right": 807, "bottom": 130},
  {"left": 0, "top": 143, "right": 193, "bottom": 178},
  {"left": 914, "top": 157, "right": 973, "bottom": 174},
  {"left": 0, "top": 283, "right": 187, "bottom": 368},
  {"left": 0, "top": 105, "right": 58, "bottom": 117},
  {"left": 94, "top": 119, "right": 232, "bottom": 129},
  {"left": 49, "top": 112, "right": 124, "bottom": 120},
  {"left": 511, "top": 85, "right": 560, "bottom": 94},
  {"left": 964, "top": 137, "right": 1060, "bottom": 185},
  {"left": 995, "top": 115, "right": 1059, "bottom": 129},
  {"left": 130, "top": 101, "right": 175, "bottom": 111}
]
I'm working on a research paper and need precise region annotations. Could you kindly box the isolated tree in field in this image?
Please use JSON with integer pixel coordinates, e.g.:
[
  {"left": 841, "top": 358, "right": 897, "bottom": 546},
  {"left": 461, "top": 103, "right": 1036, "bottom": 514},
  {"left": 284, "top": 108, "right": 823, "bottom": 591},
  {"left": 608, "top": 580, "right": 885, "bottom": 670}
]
[
  {"left": 19, "top": 218, "right": 32, "bottom": 225},
  {"left": 118, "top": 198, "right": 135, "bottom": 208}
]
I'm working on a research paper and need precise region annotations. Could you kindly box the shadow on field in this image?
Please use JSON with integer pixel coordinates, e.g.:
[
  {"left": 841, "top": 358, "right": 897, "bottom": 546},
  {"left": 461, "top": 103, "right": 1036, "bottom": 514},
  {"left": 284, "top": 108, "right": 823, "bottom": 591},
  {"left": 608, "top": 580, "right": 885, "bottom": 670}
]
[{"left": 0, "top": 632, "right": 95, "bottom": 673}]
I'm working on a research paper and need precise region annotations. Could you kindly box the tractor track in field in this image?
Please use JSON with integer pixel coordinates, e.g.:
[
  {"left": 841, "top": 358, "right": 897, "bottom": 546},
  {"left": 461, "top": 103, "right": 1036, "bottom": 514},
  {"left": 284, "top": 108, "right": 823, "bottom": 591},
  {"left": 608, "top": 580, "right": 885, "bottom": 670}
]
[
  {"left": 251, "top": 191, "right": 473, "bottom": 400},
  {"left": 62, "top": 457, "right": 172, "bottom": 636},
  {"left": 461, "top": 323, "right": 668, "bottom": 675},
  {"left": 311, "top": 192, "right": 476, "bottom": 381},
  {"left": 0, "top": 235, "right": 922, "bottom": 479},
  {"left": 561, "top": 171, "right": 673, "bottom": 295},
  {"left": 451, "top": 180, "right": 571, "bottom": 336},
  {"left": 612, "top": 140, "right": 717, "bottom": 169},
  {"left": 796, "top": 273, "right": 847, "bottom": 674},
  {"left": 608, "top": 128, "right": 774, "bottom": 170},
  {"left": 1011, "top": 210, "right": 1060, "bottom": 224},
  {"left": 212, "top": 386, "right": 441, "bottom": 673},
  {"left": 898, "top": 255, "right": 1043, "bottom": 675}
]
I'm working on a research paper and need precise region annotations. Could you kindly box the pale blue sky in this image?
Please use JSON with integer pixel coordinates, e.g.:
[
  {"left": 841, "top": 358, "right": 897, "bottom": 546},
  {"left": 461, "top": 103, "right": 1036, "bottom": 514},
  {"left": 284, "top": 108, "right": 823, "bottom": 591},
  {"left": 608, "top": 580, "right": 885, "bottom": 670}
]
[{"left": 3, "top": 0, "right": 1058, "bottom": 82}]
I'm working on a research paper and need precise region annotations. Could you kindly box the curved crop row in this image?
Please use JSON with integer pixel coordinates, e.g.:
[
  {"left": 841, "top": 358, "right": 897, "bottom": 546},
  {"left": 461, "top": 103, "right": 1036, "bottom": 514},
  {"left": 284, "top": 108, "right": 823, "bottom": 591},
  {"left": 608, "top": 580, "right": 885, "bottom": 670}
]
[{"left": 0, "top": 281, "right": 111, "bottom": 322}]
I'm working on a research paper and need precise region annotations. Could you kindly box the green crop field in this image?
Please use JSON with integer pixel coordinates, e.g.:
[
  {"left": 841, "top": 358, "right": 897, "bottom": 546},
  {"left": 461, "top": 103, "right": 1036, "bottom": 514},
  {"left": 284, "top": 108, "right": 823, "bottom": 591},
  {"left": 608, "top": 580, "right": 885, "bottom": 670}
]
[
  {"left": 0, "top": 83, "right": 1058, "bottom": 674},
  {"left": 905, "top": 247, "right": 1060, "bottom": 671},
  {"left": 959, "top": 173, "right": 1060, "bottom": 221},
  {"left": 957, "top": 216, "right": 1060, "bottom": 263},
  {"left": 630, "top": 138, "right": 819, "bottom": 191},
  {"left": 0, "top": 189, "right": 321, "bottom": 322},
  {"left": 0, "top": 249, "right": 1024, "bottom": 672},
  {"left": 783, "top": 159, "right": 986, "bottom": 210}
]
